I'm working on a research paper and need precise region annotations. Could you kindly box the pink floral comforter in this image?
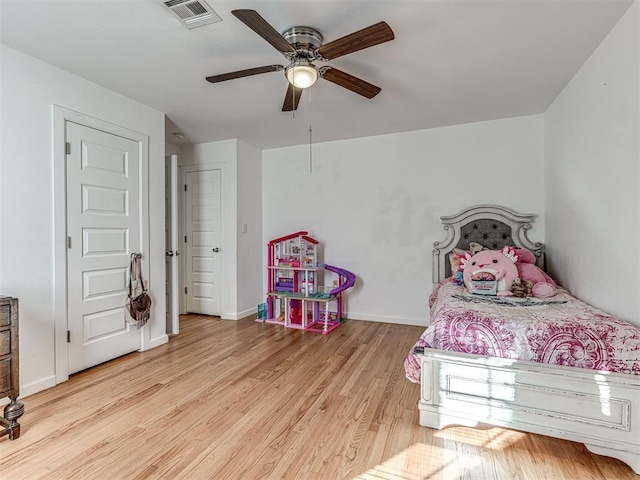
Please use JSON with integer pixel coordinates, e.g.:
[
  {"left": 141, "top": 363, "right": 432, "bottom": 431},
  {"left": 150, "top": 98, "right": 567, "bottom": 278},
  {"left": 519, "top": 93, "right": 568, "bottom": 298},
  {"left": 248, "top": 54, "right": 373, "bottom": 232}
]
[{"left": 404, "top": 281, "right": 640, "bottom": 383}]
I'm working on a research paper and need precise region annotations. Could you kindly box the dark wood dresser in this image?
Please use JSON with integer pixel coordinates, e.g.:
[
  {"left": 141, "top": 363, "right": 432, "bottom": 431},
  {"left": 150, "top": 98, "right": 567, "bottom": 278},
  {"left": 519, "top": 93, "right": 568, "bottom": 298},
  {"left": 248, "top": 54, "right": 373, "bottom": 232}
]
[{"left": 0, "top": 296, "right": 24, "bottom": 440}]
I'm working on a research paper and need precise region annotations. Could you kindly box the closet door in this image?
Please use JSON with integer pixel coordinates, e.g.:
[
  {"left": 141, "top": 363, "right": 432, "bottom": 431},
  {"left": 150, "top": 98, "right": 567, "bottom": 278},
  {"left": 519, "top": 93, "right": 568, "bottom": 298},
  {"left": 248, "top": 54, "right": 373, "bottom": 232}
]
[{"left": 66, "top": 121, "right": 141, "bottom": 373}]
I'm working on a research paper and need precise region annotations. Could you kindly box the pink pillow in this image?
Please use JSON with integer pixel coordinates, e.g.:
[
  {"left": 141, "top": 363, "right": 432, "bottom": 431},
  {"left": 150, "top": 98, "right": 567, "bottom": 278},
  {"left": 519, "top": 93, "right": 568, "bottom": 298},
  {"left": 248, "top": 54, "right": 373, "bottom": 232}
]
[
  {"left": 515, "top": 248, "right": 536, "bottom": 264},
  {"left": 516, "top": 262, "right": 555, "bottom": 285}
]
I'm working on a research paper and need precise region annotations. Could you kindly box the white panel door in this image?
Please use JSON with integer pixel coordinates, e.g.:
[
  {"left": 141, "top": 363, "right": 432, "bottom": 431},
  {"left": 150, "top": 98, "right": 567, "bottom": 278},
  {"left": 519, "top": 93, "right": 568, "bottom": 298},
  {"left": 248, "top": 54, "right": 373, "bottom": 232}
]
[
  {"left": 165, "top": 155, "right": 179, "bottom": 334},
  {"left": 185, "top": 169, "right": 221, "bottom": 315},
  {"left": 66, "top": 121, "right": 141, "bottom": 374}
]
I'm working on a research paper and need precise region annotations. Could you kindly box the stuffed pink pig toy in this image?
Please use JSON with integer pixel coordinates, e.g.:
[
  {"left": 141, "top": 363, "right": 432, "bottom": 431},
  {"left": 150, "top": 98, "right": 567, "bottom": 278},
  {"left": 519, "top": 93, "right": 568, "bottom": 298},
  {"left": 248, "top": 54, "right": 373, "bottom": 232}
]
[{"left": 461, "top": 246, "right": 519, "bottom": 297}]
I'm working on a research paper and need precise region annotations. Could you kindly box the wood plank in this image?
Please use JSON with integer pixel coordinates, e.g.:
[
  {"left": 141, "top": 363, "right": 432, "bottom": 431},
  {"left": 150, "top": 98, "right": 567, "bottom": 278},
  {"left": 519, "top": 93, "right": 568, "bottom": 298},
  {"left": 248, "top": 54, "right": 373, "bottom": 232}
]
[{"left": 0, "top": 315, "right": 637, "bottom": 479}]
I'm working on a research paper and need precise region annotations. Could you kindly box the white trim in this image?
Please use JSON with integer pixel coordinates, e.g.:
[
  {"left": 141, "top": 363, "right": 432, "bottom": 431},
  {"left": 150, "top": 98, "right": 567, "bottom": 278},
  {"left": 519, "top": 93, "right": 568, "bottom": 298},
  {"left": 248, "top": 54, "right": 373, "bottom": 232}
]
[
  {"left": 166, "top": 154, "right": 180, "bottom": 334},
  {"left": 347, "top": 313, "right": 428, "bottom": 327},
  {"left": 52, "top": 106, "right": 69, "bottom": 385},
  {"left": 148, "top": 333, "right": 170, "bottom": 350},
  {"left": 18, "top": 375, "right": 57, "bottom": 399},
  {"left": 223, "top": 306, "right": 256, "bottom": 321},
  {"left": 137, "top": 125, "right": 151, "bottom": 352},
  {"left": 0, "top": 375, "right": 57, "bottom": 404},
  {"left": 180, "top": 162, "right": 227, "bottom": 317},
  {"left": 52, "top": 105, "right": 150, "bottom": 384}
]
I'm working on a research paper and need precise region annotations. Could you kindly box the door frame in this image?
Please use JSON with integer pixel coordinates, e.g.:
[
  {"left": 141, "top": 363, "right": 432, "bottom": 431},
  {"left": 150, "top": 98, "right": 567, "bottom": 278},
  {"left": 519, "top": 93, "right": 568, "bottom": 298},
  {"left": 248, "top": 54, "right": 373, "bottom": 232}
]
[
  {"left": 165, "top": 154, "right": 180, "bottom": 334},
  {"left": 179, "top": 162, "right": 226, "bottom": 317},
  {"left": 52, "top": 105, "right": 150, "bottom": 384}
]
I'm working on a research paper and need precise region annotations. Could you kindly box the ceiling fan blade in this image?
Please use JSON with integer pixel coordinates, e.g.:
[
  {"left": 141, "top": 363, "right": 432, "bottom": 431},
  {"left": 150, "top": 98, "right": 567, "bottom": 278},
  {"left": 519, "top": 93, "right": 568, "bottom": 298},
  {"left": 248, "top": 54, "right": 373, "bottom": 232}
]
[
  {"left": 316, "top": 21, "right": 394, "bottom": 60},
  {"left": 282, "top": 84, "right": 303, "bottom": 111},
  {"left": 321, "top": 67, "right": 381, "bottom": 99},
  {"left": 232, "top": 9, "right": 296, "bottom": 54},
  {"left": 206, "top": 65, "right": 283, "bottom": 83}
]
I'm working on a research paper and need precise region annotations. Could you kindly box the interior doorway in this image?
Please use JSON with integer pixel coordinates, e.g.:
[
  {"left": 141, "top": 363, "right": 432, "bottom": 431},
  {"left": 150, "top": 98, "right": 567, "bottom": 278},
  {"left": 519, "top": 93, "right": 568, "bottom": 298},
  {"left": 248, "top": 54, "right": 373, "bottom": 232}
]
[{"left": 182, "top": 165, "right": 224, "bottom": 316}]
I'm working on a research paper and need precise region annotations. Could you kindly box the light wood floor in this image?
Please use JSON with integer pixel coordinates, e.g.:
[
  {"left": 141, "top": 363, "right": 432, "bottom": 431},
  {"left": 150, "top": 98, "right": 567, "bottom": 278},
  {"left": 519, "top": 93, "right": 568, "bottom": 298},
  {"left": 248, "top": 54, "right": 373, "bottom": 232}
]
[{"left": 2, "top": 315, "right": 636, "bottom": 479}]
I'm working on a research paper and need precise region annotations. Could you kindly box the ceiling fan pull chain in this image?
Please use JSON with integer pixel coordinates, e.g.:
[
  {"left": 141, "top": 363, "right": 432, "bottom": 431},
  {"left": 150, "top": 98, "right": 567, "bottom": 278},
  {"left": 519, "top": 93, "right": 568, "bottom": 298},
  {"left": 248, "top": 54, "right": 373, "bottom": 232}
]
[
  {"left": 308, "top": 89, "right": 313, "bottom": 173},
  {"left": 309, "top": 124, "right": 313, "bottom": 174}
]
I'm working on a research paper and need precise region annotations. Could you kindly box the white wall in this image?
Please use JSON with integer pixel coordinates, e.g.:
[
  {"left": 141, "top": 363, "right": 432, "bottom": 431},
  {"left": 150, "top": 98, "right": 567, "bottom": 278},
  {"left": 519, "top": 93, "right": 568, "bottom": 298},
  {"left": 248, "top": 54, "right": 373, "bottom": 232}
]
[
  {"left": 263, "top": 115, "right": 545, "bottom": 325},
  {"left": 0, "top": 45, "right": 167, "bottom": 396},
  {"left": 165, "top": 141, "right": 181, "bottom": 157},
  {"left": 544, "top": 2, "right": 639, "bottom": 325},
  {"left": 236, "top": 140, "right": 263, "bottom": 317}
]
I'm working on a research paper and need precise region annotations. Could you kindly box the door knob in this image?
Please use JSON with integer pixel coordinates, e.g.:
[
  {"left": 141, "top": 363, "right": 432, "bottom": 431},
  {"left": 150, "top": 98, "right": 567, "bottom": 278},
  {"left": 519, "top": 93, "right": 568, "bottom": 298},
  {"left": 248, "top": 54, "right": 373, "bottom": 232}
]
[
  {"left": 212, "top": 247, "right": 220, "bottom": 253},
  {"left": 166, "top": 250, "right": 174, "bottom": 257}
]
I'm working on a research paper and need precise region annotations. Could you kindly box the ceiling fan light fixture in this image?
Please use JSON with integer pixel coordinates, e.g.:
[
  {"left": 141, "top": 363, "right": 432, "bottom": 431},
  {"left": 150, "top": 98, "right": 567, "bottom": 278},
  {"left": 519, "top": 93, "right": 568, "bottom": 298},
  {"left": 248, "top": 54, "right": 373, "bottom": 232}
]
[{"left": 285, "top": 62, "right": 318, "bottom": 89}]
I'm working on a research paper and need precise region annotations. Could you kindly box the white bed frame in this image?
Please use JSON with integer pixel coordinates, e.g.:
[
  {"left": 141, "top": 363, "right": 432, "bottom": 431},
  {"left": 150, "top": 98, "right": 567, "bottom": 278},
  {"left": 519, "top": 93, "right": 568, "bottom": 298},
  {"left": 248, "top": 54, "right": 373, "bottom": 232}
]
[{"left": 416, "top": 204, "right": 640, "bottom": 474}]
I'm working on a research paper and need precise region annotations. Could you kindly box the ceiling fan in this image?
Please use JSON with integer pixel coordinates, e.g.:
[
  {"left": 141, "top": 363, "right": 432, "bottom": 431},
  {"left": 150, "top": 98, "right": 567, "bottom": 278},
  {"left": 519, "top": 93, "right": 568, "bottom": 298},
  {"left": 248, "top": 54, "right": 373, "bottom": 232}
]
[{"left": 205, "top": 9, "right": 395, "bottom": 112}]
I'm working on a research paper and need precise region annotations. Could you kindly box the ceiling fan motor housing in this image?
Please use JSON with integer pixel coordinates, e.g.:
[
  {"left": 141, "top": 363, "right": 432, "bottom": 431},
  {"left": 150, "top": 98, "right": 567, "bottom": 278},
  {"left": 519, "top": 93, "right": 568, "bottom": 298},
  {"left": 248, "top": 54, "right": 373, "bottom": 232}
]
[{"left": 282, "top": 27, "right": 323, "bottom": 56}]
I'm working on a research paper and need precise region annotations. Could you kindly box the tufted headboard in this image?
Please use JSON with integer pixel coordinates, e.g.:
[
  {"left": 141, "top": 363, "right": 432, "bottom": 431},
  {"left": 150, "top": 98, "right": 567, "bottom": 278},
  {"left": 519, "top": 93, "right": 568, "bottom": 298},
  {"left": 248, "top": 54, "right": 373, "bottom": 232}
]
[{"left": 432, "top": 204, "right": 545, "bottom": 288}]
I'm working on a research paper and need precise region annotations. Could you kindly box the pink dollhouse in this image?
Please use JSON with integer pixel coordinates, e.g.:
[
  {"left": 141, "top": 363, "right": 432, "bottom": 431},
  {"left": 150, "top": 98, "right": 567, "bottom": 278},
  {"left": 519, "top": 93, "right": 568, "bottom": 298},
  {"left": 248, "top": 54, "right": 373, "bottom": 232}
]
[{"left": 262, "top": 231, "right": 355, "bottom": 334}]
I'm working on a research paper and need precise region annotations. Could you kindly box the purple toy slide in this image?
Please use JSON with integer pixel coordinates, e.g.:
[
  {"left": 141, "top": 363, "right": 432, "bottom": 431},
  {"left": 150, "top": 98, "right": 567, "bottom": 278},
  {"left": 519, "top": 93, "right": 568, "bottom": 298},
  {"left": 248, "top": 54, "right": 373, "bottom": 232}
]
[{"left": 325, "top": 264, "right": 356, "bottom": 295}]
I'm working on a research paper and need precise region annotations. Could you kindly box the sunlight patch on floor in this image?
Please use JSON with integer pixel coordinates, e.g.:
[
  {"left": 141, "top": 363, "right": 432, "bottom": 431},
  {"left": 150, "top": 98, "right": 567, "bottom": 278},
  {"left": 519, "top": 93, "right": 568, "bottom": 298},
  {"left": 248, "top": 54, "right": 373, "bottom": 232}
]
[
  {"left": 352, "top": 429, "right": 529, "bottom": 480},
  {"left": 434, "top": 426, "right": 527, "bottom": 448},
  {"left": 486, "top": 428, "right": 528, "bottom": 449},
  {"left": 352, "top": 443, "right": 482, "bottom": 480}
]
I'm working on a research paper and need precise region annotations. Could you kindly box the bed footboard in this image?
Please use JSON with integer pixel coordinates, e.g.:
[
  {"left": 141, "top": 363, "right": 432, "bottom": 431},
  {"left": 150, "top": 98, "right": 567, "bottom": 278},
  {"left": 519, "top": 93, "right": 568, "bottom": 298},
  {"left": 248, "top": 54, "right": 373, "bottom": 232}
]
[{"left": 416, "top": 348, "right": 640, "bottom": 474}]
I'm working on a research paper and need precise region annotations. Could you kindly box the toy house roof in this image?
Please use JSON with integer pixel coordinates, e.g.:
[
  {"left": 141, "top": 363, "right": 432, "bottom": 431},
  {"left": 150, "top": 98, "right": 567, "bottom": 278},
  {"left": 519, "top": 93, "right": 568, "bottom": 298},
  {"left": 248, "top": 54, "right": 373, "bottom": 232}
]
[{"left": 268, "top": 231, "right": 318, "bottom": 246}]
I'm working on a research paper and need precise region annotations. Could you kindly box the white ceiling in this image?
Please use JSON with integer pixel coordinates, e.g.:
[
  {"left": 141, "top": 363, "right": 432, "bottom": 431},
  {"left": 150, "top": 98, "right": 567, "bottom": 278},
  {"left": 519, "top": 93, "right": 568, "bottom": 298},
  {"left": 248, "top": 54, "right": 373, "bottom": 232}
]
[{"left": 0, "top": 0, "right": 633, "bottom": 149}]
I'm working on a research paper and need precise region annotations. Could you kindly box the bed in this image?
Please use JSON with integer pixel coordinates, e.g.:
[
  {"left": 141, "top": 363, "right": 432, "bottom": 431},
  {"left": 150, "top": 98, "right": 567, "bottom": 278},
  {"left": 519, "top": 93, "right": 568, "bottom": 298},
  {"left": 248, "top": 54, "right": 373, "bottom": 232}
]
[{"left": 405, "top": 204, "right": 640, "bottom": 474}]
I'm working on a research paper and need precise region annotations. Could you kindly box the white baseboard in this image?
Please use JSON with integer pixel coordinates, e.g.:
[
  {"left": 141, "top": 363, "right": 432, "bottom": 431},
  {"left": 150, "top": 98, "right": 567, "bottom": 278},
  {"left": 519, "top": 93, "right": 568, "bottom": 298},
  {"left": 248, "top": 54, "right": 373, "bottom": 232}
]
[
  {"left": 347, "top": 312, "right": 428, "bottom": 327},
  {"left": 147, "top": 334, "right": 169, "bottom": 350},
  {"left": 216, "top": 304, "right": 427, "bottom": 325},
  {"left": 18, "top": 375, "right": 57, "bottom": 399},
  {"left": 16, "top": 338, "right": 168, "bottom": 401},
  {"left": 222, "top": 306, "right": 257, "bottom": 321}
]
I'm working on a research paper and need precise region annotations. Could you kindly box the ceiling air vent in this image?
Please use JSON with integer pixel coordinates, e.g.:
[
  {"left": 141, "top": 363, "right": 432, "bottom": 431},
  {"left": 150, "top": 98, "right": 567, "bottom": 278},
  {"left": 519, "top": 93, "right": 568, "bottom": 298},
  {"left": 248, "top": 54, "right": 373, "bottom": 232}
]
[{"left": 164, "top": 0, "right": 222, "bottom": 29}]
